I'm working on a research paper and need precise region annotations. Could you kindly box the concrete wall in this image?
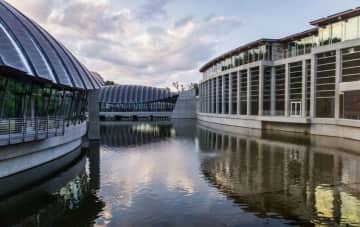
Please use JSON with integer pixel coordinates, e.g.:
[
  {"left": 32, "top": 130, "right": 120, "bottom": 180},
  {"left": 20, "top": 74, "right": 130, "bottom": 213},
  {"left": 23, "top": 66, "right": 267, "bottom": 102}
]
[
  {"left": 88, "top": 89, "right": 100, "bottom": 140},
  {"left": 0, "top": 123, "right": 87, "bottom": 178},
  {"left": 198, "top": 113, "right": 360, "bottom": 141},
  {"left": 171, "top": 89, "right": 197, "bottom": 119}
]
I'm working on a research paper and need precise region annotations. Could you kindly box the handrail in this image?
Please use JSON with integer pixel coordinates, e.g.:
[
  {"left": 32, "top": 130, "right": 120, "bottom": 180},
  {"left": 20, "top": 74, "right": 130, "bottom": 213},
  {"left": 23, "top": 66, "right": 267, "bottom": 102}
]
[{"left": 0, "top": 117, "right": 65, "bottom": 146}]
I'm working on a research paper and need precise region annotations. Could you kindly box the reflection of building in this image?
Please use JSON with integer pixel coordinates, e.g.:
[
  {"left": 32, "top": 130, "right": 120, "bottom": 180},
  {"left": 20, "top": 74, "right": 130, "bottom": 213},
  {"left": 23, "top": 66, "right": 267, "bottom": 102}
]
[
  {"left": 0, "top": 2, "right": 103, "bottom": 177},
  {"left": 100, "top": 122, "right": 174, "bottom": 147},
  {"left": 198, "top": 125, "right": 360, "bottom": 226},
  {"left": 199, "top": 9, "right": 360, "bottom": 140},
  {"left": 99, "top": 85, "right": 178, "bottom": 120},
  {"left": 0, "top": 146, "right": 104, "bottom": 226}
]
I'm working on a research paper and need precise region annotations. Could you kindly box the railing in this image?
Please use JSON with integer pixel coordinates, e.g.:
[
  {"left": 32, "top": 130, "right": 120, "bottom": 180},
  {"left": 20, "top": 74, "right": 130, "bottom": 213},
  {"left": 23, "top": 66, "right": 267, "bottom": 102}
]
[{"left": 0, "top": 117, "right": 65, "bottom": 146}]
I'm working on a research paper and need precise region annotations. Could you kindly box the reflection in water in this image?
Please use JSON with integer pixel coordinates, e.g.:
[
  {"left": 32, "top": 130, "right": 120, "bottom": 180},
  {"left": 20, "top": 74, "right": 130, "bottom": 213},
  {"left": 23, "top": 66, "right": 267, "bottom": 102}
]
[
  {"left": 198, "top": 125, "right": 360, "bottom": 226},
  {"left": 100, "top": 122, "right": 175, "bottom": 147},
  {"left": 2, "top": 121, "right": 360, "bottom": 226},
  {"left": 0, "top": 145, "right": 104, "bottom": 226}
]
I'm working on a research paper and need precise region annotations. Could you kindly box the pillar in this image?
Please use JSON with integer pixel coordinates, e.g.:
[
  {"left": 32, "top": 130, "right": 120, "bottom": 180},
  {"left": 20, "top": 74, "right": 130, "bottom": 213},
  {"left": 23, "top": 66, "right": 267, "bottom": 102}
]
[
  {"left": 222, "top": 75, "right": 225, "bottom": 114},
  {"left": 270, "top": 67, "right": 276, "bottom": 116},
  {"left": 335, "top": 49, "right": 341, "bottom": 120},
  {"left": 259, "top": 64, "right": 264, "bottom": 116},
  {"left": 302, "top": 60, "right": 307, "bottom": 118},
  {"left": 247, "top": 68, "right": 251, "bottom": 116},
  {"left": 87, "top": 89, "right": 100, "bottom": 140},
  {"left": 237, "top": 71, "right": 241, "bottom": 115},
  {"left": 285, "top": 63, "right": 289, "bottom": 117},
  {"left": 229, "top": 74, "right": 233, "bottom": 114},
  {"left": 310, "top": 55, "right": 316, "bottom": 118},
  {"left": 216, "top": 77, "right": 219, "bottom": 114}
]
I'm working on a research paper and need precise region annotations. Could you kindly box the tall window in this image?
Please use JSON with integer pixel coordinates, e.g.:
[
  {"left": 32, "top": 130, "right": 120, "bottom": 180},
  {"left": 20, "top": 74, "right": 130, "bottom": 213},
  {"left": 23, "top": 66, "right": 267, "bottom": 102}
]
[
  {"left": 239, "top": 70, "right": 248, "bottom": 115},
  {"left": 224, "top": 75, "right": 229, "bottom": 114},
  {"left": 289, "top": 62, "right": 303, "bottom": 113},
  {"left": 316, "top": 51, "right": 336, "bottom": 118},
  {"left": 250, "top": 67, "right": 259, "bottom": 115},
  {"left": 217, "top": 77, "right": 222, "bottom": 114},
  {"left": 212, "top": 78, "right": 216, "bottom": 113},
  {"left": 263, "top": 66, "right": 271, "bottom": 115},
  {"left": 275, "top": 65, "right": 286, "bottom": 115},
  {"left": 231, "top": 73, "right": 238, "bottom": 114}
]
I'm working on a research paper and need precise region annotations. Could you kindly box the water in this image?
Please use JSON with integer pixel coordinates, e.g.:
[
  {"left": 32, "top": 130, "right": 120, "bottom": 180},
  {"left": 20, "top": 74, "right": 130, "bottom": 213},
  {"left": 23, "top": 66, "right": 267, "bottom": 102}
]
[{"left": 1, "top": 120, "right": 360, "bottom": 226}]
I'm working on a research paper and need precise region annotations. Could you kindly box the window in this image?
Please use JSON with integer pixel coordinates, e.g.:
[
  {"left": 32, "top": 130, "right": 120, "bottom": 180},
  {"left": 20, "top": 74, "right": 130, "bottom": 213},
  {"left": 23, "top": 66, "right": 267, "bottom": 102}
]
[
  {"left": 263, "top": 67, "right": 271, "bottom": 115},
  {"left": 239, "top": 70, "right": 248, "bottom": 115},
  {"left": 344, "top": 17, "right": 359, "bottom": 41},
  {"left": 341, "top": 90, "right": 360, "bottom": 120},
  {"left": 231, "top": 73, "right": 238, "bottom": 114},
  {"left": 250, "top": 67, "right": 259, "bottom": 115},
  {"left": 224, "top": 75, "right": 229, "bottom": 114},
  {"left": 275, "top": 65, "right": 286, "bottom": 116},
  {"left": 342, "top": 46, "right": 360, "bottom": 82},
  {"left": 217, "top": 77, "right": 222, "bottom": 114},
  {"left": 316, "top": 51, "right": 336, "bottom": 118}
]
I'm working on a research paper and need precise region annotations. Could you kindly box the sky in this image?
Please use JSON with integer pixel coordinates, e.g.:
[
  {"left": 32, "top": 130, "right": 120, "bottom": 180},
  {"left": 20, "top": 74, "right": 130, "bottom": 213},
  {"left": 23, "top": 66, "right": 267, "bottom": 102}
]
[{"left": 6, "top": 0, "right": 360, "bottom": 89}]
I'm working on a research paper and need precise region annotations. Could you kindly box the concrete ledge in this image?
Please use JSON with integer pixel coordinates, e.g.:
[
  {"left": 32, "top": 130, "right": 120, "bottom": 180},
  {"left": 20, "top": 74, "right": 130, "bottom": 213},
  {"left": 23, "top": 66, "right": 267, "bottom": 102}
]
[
  {"left": 198, "top": 113, "right": 360, "bottom": 141},
  {"left": 0, "top": 123, "right": 87, "bottom": 178}
]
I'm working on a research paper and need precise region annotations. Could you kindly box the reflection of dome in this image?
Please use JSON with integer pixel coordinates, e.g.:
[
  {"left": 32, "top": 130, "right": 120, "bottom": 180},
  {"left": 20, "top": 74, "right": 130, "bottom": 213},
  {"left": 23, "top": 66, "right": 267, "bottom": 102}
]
[{"left": 0, "top": 1, "right": 102, "bottom": 89}]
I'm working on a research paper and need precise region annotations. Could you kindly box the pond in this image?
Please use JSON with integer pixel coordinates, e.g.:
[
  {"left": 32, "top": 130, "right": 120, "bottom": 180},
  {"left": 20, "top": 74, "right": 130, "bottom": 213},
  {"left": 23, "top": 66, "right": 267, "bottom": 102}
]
[{"left": 1, "top": 120, "right": 360, "bottom": 226}]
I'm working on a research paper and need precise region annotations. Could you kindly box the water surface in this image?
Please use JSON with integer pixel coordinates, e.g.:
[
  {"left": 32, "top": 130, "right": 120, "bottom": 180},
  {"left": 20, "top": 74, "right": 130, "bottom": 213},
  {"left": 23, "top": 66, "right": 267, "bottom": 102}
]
[{"left": 1, "top": 120, "right": 360, "bottom": 226}]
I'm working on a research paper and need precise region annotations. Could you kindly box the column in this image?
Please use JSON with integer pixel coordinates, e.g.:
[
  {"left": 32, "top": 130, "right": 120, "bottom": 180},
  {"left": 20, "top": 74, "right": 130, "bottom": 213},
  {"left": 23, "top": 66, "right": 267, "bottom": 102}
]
[
  {"left": 87, "top": 89, "right": 100, "bottom": 140},
  {"left": 301, "top": 60, "right": 307, "bottom": 118},
  {"left": 208, "top": 80, "right": 211, "bottom": 113},
  {"left": 310, "top": 55, "right": 316, "bottom": 118},
  {"left": 285, "top": 63, "right": 289, "bottom": 117},
  {"left": 222, "top": 75, "right": 225, "bottom": 114},
  {"left": 259, "top": 64, "right": 264, "bottom": 116},
  {"left": 229, "top": 74, "right": 233, "bottom": 114},
  {"left": 335, "top": 49, "right": 341, "bottom": 120},
  {"left": 237, "top": 71, "right": 241, "bottom": 115},
  {"left": 270, "top": 67, "right": 276, "bottom": 116},
  {"left": 216, "top": 77, "right": 219, "bottom": 114},
  {"left": 247, "top": 68, "right": 251, "bottom": 116}
]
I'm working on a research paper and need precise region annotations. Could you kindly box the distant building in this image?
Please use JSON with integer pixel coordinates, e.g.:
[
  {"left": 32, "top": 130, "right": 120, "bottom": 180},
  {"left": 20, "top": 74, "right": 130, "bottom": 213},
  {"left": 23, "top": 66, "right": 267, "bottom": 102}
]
[
  {"left": 99, "top": 85, "right": 178, "bottom": 120},
  {"left": 199, "top": 8, "right": 360, "bottom": 140}
]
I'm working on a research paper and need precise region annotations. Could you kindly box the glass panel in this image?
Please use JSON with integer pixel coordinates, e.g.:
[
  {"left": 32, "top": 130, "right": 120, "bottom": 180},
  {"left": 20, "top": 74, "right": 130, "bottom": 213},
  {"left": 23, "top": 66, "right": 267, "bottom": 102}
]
[{"left": 344, "top": 17, "right": 358, "bottom": 41}]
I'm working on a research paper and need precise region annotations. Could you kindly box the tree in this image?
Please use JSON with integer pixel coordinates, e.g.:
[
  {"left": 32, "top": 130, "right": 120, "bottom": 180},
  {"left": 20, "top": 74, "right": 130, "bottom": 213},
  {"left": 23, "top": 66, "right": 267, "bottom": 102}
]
[{"left": 104, "top": 80, "right": 115, "bottom": 86}]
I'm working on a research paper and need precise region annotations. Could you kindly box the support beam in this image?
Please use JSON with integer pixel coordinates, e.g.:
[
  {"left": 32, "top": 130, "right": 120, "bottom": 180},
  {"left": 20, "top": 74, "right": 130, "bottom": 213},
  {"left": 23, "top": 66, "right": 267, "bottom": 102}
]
[
  {"left": 310, "top": 55, "right": 316, "bottom": 118},
  {"left": 247, "top": 68, "right": 251, "bottom": 116},
  {"left": 285, "top": 63, "right": 289, "bottom": 117},
  {"left": 259, "top": 64, "right": 264, "bottom": 116},
  {"left": 270, "top": 67, "right": 276, "bottom": 116},
  {"left": 301, "top": 60, "right": 307, "bottom": 118},
  {"left": 335, "top": 49, "right": 341, "bottom": 120},
  {"left": 87, "top": 89, "right": 100, "bottom": 140},
  {"left": 237, "top": 71, "right": 241, "bottom": 115}
]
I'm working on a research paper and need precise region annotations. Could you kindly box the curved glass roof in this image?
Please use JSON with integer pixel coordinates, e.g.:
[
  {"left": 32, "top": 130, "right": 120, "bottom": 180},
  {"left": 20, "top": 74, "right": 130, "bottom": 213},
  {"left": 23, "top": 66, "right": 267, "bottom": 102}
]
[
  {"left": 99, "top": 85, "right": 177, "bottom": 104},
  {"left": 0, "top": 1, "right": 103, "bottom": 89}
]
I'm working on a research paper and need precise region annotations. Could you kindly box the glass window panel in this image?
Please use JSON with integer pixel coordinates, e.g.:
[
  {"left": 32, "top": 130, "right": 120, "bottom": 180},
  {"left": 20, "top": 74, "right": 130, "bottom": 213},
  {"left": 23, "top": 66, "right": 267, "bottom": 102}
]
[{"left": 344, "top": 17, "right": 358, "bottom": 41}]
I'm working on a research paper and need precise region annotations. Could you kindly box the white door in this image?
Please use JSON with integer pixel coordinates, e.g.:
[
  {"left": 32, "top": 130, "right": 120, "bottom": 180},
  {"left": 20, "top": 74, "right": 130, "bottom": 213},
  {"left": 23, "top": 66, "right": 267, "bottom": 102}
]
[{"left": 290, "top": 101, "right": 302, "bottom": 117}]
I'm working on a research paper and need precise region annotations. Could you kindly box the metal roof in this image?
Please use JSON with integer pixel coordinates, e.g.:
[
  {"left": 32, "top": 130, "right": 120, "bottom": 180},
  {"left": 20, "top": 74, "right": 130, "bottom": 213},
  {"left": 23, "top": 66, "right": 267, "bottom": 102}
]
[
  {"left": 99, "top": 85, "right": 177, "bottom": 104},
  {"left": 310, "top": 7, "right": 360, "bottom": 26},
  {"left": 0, "top": 1, "right": 102, "bottom": 90}
]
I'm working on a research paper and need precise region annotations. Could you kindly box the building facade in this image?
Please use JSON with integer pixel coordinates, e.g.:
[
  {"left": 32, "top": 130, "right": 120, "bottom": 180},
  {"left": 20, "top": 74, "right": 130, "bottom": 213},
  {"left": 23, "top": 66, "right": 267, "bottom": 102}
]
[
  {"left": 0, "top": 1, "right": 102, "bottom": 177},
  {"left": 199, "top": 8, "right": 360, "bottom": 140}
]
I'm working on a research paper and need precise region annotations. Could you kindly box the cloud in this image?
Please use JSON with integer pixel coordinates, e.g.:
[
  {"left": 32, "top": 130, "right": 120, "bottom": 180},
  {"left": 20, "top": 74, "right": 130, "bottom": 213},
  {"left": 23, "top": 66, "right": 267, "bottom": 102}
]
[{"left": 6, "top": 0, "right": 242, "bottom": 88}]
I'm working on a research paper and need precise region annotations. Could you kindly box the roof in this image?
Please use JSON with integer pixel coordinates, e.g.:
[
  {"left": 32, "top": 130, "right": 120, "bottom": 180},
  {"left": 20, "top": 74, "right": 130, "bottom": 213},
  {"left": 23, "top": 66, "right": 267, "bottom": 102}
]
[
  {"left": 99, "top": 85, "right": 177, "bottom": 104},
  {"left": 310, "top": 7, "right": 360, "bottom": 26},
  {"left": 0, "top": 1, "right": 102, "bottom": 90},
  {"left": 199, "top": 39, "right": 277, "bottom": 73},
  {"left": 280, "top": 28, "right": 318, "bottom": 42}
]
